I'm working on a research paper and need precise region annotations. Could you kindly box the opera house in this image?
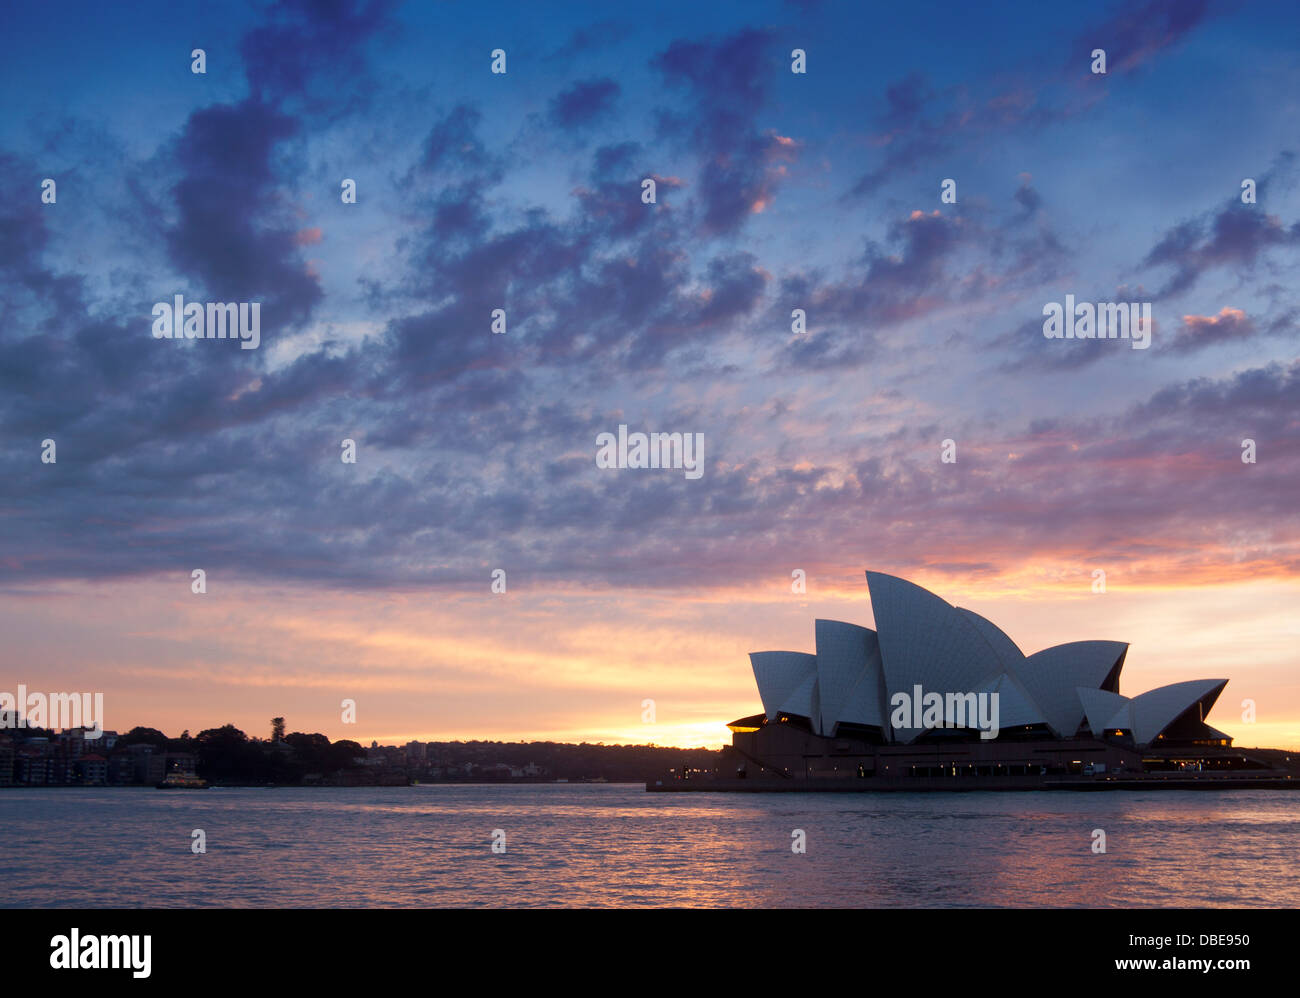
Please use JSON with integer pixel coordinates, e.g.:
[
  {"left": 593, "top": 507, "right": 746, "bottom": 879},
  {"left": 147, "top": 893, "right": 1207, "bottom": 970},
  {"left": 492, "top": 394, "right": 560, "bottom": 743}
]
[{"left": 664, "top": 571, "right": 1297, "bottom": 790}]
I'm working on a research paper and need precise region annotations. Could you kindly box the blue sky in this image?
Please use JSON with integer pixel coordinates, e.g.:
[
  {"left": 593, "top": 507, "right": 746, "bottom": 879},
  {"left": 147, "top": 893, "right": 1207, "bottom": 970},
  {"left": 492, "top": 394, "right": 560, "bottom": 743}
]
[{"left": 2, "top": 0, "right": 1298, "bottom": 746}]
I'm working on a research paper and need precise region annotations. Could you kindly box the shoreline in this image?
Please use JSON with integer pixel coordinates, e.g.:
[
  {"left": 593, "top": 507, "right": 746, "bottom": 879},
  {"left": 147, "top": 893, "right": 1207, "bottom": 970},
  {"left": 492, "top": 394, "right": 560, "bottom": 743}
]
[
  {"left": 648, "top": 774, "right": 1300, "bottom": 792},
  {"left": 0, "top": 779, "right": 639, "bottom": 790}
]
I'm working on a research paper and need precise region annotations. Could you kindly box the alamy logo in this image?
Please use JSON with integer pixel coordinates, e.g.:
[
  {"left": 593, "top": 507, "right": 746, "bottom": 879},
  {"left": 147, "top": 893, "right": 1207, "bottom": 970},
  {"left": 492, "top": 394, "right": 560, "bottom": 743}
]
[
  {"left": 49, "top": 930, "right": 151, "bottom": 978},
  {"left": 1042, "top": 295, "right": 1151, "bottom": 350},
  {"left": 152, "top": 295, "right": 261, "bottom": 350},
  {"left": 890, "top": 686, "right": 1000, "bottom": 740},
  {"left": 0, "top": 685, "right": 103, "bottom": 738},
  {"left": 595, "top": 424, "right": 704, "bottom": 480}
]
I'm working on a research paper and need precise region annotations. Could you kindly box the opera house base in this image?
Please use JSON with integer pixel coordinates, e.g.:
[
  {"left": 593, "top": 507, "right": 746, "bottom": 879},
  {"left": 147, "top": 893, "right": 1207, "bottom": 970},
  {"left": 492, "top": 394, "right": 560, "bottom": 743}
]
[
  {"left": 648, "top": 774, "right": 1300, "bottom": 792},
  {"left": 645, "top": 728, "right": 1300, "bottom": 793}
]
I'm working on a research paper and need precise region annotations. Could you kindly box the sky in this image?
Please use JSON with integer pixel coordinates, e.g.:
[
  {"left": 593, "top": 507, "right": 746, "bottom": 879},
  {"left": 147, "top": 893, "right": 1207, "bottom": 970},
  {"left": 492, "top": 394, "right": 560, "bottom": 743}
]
[{"left": 1, "top": 0, "right": 1298, "bottom": 750}]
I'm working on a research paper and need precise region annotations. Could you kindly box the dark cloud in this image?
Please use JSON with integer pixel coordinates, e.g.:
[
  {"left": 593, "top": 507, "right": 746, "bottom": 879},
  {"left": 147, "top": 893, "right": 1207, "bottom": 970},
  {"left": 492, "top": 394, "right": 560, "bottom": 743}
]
[
  {"left": 775, "top": 328, "right": 876, "bottom": 371},
  {"left": 547, "top": 20, "right": 631, "bottom": 62},
  {"left": 776, "top": 195, "right": 1068, "bottom": 374},
  {"left": 164, "top": 100, "right": 322, "bottom": 329},
  {"left": 1143, "top": 200, "right": 1300, "bottom": 297},
  {"left": 240, "top": 0, "right": 396, "bottom": 102},
  {"left": 653, "top": 29, "right": 771, "bottom": 116},
  {"left": 1070, "top": 0, "right": 1212, "bottom": 76},
  {"left": 698, "top": 253, "right": 767, "bottom": 323},
  {"left": 420, "top": 104, "right": 493, "bottom": 174},
  {"left": 1138, "top": 359, "right": 1300, "bottom": 427},
  {"left": 549, "top": 78, "right": 621, "bottom": 128},
  {"left": 844, "top": 73, "right": 1088, "bottom": 200},
  {"left": 994, "top": 315, "right": 1123, "bottom": 374},
  {"left": 845, "top": 0, "right": 1216, "bottom": 203},
  {"left": 653, "top": 29, "right": 798, "bottom": 234},
  {"left": 807, "top": 209, "right": 970, "bottom": 329},
  {"left": 1013, "top": 177, "right": 1042, "bottom": 215},
  {"left": 845, "top": 135, "right": 950, "bottom": 200}
]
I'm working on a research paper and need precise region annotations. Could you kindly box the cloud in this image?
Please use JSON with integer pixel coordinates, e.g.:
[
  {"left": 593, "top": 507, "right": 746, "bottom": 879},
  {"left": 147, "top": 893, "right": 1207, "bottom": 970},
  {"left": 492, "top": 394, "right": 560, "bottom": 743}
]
[
  {"left": 549, "top": 78, "right": 621, "bottom": 128},
  {"left": 995, "top": 317, "right": 1119, "bottom": 374},
  {"left": 845, "top": 76, "right": 1091, "bottom": 200},
  {"left": 1170, "top": 307, "right": 1256, "bottom": 353},
  {"left": 419, "top": 103, "right": 493, "bottom": 174},
  {"left": 653, "top": 29, "right": 800, "bottom": 234},
  {"left": 1144, "top": 203, "right": 1300, "bottom": 297},
  {"left": 845, "top": 0, "right": 1216, "bottom": 201},
  {"left": 1071, "top": 0, "right": 1213, "bottom": 77},
  {"left": 653, "top": 29, "right": 771, "bottom": 116},
  {"left": 547, "top": 20, "right": 631, "bottom": 62},
  {"left": 240, "top": 0, "right": 396, "bottom": 103},
  {"left": 799, "top": 209, "right": 972, "bottom": 333},
  {"left": 775, "top": 328, "right": 877, "bottom": 371},
  {"left": 1, "top": 0, "right": 1297, "bottom": 604},
  {"left": 1143, "top": 152, "right": 1300, "bottom": 296},
  {"left": 1014, "top": 175, "right": 1043, "bottom": 215},
  {"left": 163, "top": 99, "right": 322, "bottom": 330}
]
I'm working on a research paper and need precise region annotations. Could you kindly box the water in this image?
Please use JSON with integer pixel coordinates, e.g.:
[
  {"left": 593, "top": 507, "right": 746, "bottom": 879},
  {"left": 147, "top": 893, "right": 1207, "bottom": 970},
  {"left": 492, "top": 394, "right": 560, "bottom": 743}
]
[{"left": 2, "top": 785, "right": 1297, "bottom": 907}]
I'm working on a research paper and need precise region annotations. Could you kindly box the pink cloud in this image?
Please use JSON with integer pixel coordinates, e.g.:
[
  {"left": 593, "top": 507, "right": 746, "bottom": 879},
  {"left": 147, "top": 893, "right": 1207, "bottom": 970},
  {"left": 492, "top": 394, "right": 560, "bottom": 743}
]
[{"left": 1172, "top": 307, "right": 1254, "bottom": 353}]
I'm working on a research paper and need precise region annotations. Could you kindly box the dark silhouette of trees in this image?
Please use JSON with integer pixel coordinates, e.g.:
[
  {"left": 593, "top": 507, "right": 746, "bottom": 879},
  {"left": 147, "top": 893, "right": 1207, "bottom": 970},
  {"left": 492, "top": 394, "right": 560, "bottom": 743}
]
[
  {"left": 328, "top": 739, "right": 365, "bottom": 771},
  {"left": 179, "top": 725, "right": 365, "bottom": 783},
  {"left": 195, "top": 724, "right": 266, "bottom": 782},
  {"left": 119, "top": 726, "right": 169, "bottom": 749},
  {"left": 284, "top": 732, "right": 330, "bottom": 771},
  {"left": 98, "top": 723, "right": 719, "bottom": 784}
]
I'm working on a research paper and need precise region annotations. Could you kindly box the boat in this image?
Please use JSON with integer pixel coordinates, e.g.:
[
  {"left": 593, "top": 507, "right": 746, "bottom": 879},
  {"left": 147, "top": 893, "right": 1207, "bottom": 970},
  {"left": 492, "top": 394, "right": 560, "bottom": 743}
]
[{"left": 156, "top": 772, "right": 209, "bottom": 789}]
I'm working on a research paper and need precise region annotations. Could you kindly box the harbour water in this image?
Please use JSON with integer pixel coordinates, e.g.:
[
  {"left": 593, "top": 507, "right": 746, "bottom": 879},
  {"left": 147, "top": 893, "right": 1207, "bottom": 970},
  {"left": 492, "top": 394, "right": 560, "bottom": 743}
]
[{"left": 2, "top": 784, "right": 1296, "bottom": 907}]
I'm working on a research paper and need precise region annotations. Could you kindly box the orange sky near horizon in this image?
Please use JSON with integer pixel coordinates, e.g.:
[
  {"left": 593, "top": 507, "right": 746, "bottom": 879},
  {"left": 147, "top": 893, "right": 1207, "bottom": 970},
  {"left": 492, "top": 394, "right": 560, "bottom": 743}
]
[{"left": 3, "top": 567, "right": 1298, "bottom": 753}]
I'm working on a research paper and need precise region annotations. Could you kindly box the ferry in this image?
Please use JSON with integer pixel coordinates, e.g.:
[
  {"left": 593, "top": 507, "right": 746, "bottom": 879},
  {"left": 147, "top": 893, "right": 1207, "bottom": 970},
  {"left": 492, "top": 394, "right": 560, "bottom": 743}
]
[{"left": 156, "top": 772, "right": 209, "bottom": 789}]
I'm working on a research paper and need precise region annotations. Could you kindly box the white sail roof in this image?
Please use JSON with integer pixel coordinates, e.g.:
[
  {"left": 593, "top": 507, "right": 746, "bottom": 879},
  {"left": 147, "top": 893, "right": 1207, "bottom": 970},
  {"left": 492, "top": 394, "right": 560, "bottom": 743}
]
[
  {"left": 957, "top": 607, "right": 1026, "bottom": 673},
  {"left": 748, "top": 651, "right": 816, "bottom": 721},
  {"left": 814, "top": 620, "right": 881, "bottom": 736},
  {"left": 835, "top": 635, "right": 888, "bottom": 732},
  {"left": 1129, "top": 678, "right": 1228, "bottom": 746},
  {"left": 1076, "top": 687, "right": 1133, "bottom": 736},
  {"left": 1015, "top": 640, "right": 1128, "bottom": 737},
  {"left": 777, "top": 671, "right": 820, "bottom": 722},
  {"left": 975, "top": 671, "right": 1047, "bottom": 729},
  {"left": 866, "top": 571, "right": 1004, "bottom": 742},
  {"left": 740, "top": 572, "right": 1223, "bottom": 750},
  {"left": 1074, "top": 680, "right": 1229, "bottom": 746}
]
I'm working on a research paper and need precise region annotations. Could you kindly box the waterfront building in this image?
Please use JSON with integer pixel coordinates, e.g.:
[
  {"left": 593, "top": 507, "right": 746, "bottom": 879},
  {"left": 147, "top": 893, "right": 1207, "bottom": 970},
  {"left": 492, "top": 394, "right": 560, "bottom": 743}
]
[{"left": 722, "top": 571, "right": 1256, "bottom": 785}]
